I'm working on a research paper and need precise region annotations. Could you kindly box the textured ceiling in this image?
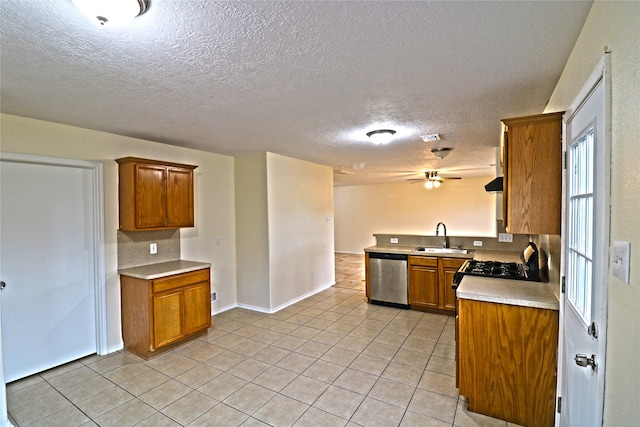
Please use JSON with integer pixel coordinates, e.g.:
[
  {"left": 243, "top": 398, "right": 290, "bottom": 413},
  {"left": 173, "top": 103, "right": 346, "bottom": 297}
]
[{"left": 0, "top": 0, "right": 592, "bottom": 185}]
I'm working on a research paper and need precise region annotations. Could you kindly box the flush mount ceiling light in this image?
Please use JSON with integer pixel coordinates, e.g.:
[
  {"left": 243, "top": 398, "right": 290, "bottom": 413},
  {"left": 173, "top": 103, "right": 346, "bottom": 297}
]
[
  {"left": 366, "top": 129, "right": 396, "bottom": 145},
  {"left": 431, "top": 147, "right": 453, "bottom": 159},
  {"left": 72, "top": 0, "right": 149, "bottom": 27},
  {"left": 421, "top": 133, "right": 441, "bottom": 142}
]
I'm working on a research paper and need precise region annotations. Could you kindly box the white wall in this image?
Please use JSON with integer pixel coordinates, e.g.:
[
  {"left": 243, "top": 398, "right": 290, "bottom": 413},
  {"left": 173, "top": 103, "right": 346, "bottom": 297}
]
[
  {"left": 266, "top": 153, "right": 335, "bottom": 309},
  {"left": 0, "top": 114, "right": 237, "bottom": 350},
  {"left": 235, "top": 152, "right": 335, "bottom": 312},
  {"left": 334, "top": 175, "right": 497, "bottom": 253},
  {"left": 543, "top": 1, "right": 640, "bottom": 424},
  {"left": 235, "top": 153, "right": 271, "bottom": 309}
]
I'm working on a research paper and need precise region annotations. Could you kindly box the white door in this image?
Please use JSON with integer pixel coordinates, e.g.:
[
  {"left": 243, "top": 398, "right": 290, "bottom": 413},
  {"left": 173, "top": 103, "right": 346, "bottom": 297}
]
[
  {"left": 0, "top": 155, "right": 101, "bottom": 382},
  {"left": 559, "top": 55, "right": 610, "bottom": 426}
]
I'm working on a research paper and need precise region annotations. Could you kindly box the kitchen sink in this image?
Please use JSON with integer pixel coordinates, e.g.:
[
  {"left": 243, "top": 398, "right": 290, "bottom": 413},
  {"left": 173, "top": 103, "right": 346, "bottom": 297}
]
[{"left": 414, "top": 247, "right": 470, "bottom": 254}]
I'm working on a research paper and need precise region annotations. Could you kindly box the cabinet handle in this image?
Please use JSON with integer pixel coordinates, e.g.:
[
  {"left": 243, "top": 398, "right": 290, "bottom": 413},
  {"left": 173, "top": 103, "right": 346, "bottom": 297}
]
[{"left": 0, "top": 281, "right": 5, "bottom": 291}]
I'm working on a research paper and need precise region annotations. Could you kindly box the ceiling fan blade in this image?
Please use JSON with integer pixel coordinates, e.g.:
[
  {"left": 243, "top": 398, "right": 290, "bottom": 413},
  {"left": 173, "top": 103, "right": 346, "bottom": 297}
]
[{"left": 440, "top": 176, "right": 462, "bottom": 180}]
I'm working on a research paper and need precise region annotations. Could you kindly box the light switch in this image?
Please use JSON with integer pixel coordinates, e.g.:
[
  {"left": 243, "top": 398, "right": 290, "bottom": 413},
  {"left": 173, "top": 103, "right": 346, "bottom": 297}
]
[
  {"left": 150, "top": 243, "right": 157, "bottom": 254},
  {"left": 612, "top": 241, "right": 630, "bottom": 283}
]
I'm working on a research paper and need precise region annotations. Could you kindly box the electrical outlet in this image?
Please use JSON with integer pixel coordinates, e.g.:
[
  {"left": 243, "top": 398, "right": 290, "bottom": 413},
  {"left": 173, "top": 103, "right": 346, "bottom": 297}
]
[
  {"left": 390, "top": 238, "right": 399, "bottom": 244},
  {"left": 498, "top": 233, "right": 513, "bottom": 242},
  {"left": 612, "top": 241, "right": 631, "bottom": 283},
  {"left": 473, "top": 241, "right": 483, "bottom": 247},
  {"left": 211, "top": 291, "right": 217, "bottom": 302},
  {"left": 150, "top": 243, "right": 157, "bottom": 254},
  {"left": 216, "top": 237, "right": 221, "bottom": 246}
]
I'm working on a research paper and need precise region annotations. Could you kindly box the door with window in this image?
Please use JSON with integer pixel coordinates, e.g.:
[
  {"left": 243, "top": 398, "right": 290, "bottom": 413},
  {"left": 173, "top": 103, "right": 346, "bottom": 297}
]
[{"left": 560, "top": 56, "right": 609, "bottom": 426}]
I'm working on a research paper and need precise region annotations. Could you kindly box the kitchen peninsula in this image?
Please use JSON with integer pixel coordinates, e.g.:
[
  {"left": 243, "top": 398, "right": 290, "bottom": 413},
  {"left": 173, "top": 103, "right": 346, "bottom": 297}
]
[{"left": 364, "top": 234, "right": 560, "bottom": 426}]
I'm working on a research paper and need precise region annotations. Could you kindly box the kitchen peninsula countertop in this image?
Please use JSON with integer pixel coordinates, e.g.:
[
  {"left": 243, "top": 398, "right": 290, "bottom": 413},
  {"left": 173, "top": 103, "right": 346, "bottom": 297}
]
[
  {"left": 457, "top": 250, "right": 559, "bottom": 310},
  {"left": 364, "top": 245, "right": 475, "bottom": 259},
  {"left": 118, "top": 260, "right": 211, "bottom": 280},
  {"left": 364, "top": 246, "right": 559, "bottom": 310}
]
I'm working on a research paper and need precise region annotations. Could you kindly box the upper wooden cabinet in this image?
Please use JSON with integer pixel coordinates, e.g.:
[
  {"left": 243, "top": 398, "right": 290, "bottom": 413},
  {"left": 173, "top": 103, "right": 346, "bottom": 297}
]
[
  {"left": 116, "top": 157, "right": 197, "bottom": 231},
  {"left": 502, "top": 112, "right": 563, "bottom": 235}
]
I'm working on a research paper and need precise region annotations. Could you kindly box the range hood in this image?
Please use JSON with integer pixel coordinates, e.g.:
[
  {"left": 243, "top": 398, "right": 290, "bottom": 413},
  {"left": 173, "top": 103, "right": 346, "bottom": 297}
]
[{"left": 484, "top": 177, "right": 503, "bottom": 193}]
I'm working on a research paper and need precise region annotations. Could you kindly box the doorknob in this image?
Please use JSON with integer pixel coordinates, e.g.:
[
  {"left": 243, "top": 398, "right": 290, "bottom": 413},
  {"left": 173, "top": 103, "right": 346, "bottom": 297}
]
[
  {"left": 574, "top": 354, "right": 597, "bottom": 371},
  {"left": 0, "top": 281, "right": 5, "bottom": 291}
]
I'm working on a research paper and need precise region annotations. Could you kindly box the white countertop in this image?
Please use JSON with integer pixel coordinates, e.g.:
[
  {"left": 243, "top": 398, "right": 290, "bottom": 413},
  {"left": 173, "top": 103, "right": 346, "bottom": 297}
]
[
  {"left": 456, "top": 275, "right": 559, "bottom": 310},
  {"left": 364, "top": 245, "right": 475, "bottom": 259},
  {"left": 118, "top": 260, "right": 211, "bottom": 280},
  {"left": 456, "top": 250, "right": 559, "bottom": 311}
]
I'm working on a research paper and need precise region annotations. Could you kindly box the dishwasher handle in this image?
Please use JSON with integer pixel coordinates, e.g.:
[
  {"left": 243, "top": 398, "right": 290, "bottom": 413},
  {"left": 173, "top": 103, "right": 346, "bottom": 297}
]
[{"left": 368, "top": 252, "right": 408, "bottom": 261}]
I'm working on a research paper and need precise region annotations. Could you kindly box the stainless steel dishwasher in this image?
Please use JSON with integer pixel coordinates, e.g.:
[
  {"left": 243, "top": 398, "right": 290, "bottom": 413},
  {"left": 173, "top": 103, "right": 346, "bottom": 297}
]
[{"left": 368, "top": 252, "right": 409, "bottom": 308}]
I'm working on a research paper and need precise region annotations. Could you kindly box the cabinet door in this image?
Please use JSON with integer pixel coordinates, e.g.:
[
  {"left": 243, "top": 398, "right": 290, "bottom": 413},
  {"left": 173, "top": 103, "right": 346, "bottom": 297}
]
[
  {"left": 408, "top": 257, "right": 438, "bottom": 309},
  {"left": 166, "top": 167, "right": 194, "bottom": 227},
  {"left": 135, "top": 164, "right": 168, "bottom": 229},
  {"left": 153, "top": 290, "right": 184, "bottom": 348},
  {"left": 503, "top": 112, "right": 562, "bottom": 234},
  {"left": 183, "top": 282, "right": 211, "bottom": 335},
  {"left": 440, "top": 258, "right": 465, "bottom": 312},
  {"left": 459, "top": 298, "right": 558, "bottom": 427}
]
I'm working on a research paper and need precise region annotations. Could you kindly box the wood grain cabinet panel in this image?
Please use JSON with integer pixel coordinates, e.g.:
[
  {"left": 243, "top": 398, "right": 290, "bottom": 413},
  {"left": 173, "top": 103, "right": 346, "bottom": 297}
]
[
  {"left": 440, "top": 258, "right": 464, "bottom": 311},
  {"left": 183, "top": 282, "right": 212, "bottom": 335},
  {"left": 153, "top": 290, "right": 183, "bottom": 348},
  {"left": 134, "top": 164, "right": 168, "bottom": 229},
  {"left": 501, "top": 112, "right": 563, "bottom": 235},
  {"left": 458, "top": 298, "right": 559, "bottom": 427},
  {"left": 120, "top": 268, "right": 211, "bottom": 359},
  {"left": 116, "top": 157, "right": 197, "bottom": 231},
  {"left": 409, "top": 256, "right": 465, "bottom": 314},
  {"left": 408, "top": 256, "right": 439, "bottom": 309}
]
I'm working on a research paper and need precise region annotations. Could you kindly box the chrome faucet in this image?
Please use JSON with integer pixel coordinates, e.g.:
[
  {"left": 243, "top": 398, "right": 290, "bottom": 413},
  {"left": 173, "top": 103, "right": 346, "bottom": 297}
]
[{"left": 435, "top": 222, "right": 448, "bottom": 248}]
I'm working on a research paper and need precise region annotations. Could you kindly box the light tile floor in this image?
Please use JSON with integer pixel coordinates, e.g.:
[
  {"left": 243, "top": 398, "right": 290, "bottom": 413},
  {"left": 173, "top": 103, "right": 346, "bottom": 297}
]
[{"left": 7, "top": 253, "right": 518, "bottom": 427}]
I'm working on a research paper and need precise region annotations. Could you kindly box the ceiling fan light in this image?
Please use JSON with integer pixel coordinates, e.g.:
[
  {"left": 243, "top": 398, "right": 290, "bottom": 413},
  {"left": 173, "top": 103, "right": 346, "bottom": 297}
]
[
  {"left": 424, "top": 181, "right": 433, "bottom": 189},
  {"left": 433, "top": 180, "right": 441, "bottom": 188},
  {"left": 72, "top": 0, "right": 148, "bottom": 26},
  {"left": 366, "top": 129, "right": 396, "bottom": 145}
]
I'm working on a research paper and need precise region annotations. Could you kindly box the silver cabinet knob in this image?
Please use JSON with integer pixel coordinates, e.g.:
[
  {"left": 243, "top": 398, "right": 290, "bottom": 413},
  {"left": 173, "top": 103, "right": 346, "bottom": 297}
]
[{"left": 574, "top": 354, "right": 597, "bottom": 371}]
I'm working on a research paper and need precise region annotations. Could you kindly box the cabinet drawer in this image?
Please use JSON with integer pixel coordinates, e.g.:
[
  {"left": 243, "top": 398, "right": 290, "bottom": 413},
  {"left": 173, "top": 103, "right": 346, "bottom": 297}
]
[
  {"left": 152, "top": 269, "right": 210, "bottom": 293},
  {"left": 441, "top": 258, "right": 466, "bottom": 269},
  {"left": 408, "top": 256, "right": 438, "bottom": 267}
]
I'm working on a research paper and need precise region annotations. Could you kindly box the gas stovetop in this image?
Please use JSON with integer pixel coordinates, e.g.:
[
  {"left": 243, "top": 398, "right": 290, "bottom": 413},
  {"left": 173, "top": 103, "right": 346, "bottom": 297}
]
[{"left": 453, "top": 259, "right": 540, "bottom": 287}]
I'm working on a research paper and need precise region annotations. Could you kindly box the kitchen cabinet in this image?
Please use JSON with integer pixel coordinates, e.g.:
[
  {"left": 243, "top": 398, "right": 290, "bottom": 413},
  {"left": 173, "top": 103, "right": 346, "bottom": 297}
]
[
  {"left": 120, "top": 268, "right": 211, "bottom": 359},
  {"left": 458, "top": 298, "right": 558, "bottom": 427},
  {"left": 408, "top": 256, "right": 464, "bottom": 313},
  {"left": 501, "top": 112, "right": 563, "bottom": 235},
  {"left": 116, "top": 157, "right": 197, "bottom": 231}
]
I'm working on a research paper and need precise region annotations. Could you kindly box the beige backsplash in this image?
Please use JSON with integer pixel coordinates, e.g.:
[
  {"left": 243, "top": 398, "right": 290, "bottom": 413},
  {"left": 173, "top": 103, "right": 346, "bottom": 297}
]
[
  {"left": 117, "top": 229, "right": 181, "bottom": 269},
  {"left": 373, "top": 233, "right": 531, "bottom": 253}
]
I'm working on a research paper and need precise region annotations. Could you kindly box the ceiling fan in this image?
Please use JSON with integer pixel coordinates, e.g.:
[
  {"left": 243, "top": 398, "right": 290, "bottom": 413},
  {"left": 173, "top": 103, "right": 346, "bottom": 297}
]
[{"left": 406, "top": 171, "right": 462, "bottom": 188}]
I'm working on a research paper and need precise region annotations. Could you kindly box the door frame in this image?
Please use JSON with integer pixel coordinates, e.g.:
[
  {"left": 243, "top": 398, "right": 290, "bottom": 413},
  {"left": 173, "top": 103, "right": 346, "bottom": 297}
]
[
  {"left": 0, "top": 152, "right": 108, "bottom": 352},
  {"left": 556, "top": 53, "right": 611, "bottom": 426}
]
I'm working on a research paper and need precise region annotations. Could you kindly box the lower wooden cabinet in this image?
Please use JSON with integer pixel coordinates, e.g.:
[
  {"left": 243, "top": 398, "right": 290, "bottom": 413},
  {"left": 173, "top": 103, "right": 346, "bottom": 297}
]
[
  {"left": 409, "top": 256, "right": 465, "bottom": 313},
  {"left": 458, "top": 298, "right": 559, "bottom": 427},
  {"left": 120, "top": 268, "right": 211, "bottom": 359}
]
